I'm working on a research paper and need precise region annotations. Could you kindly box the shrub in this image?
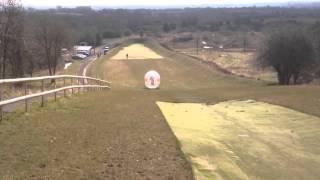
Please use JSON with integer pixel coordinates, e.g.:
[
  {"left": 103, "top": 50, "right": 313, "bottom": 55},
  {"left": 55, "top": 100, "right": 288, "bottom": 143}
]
[{"left": 258, "top": 29, "right": 315, "bottom": 85}]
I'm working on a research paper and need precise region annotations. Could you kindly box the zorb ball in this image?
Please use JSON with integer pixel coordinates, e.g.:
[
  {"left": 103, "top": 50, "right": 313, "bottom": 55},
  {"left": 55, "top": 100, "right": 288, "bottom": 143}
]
[{"left": 144, "top": 70, "right": 160, "bottom": 89}]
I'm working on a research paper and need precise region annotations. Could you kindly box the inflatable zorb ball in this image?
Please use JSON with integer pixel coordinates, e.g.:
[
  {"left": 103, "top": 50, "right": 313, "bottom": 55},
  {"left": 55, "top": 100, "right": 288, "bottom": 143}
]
[{"left": 144, "top": 70, "right": 160, "bottom": 89}]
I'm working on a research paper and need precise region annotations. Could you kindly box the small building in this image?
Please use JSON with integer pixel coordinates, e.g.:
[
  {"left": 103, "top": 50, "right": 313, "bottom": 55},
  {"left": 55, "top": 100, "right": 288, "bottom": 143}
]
[{"left": 73, "top": 46, "right": 93, "bottom": 56}]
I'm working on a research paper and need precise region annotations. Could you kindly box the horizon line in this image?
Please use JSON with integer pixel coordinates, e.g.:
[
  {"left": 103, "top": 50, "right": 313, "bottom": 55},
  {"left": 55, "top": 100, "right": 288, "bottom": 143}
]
[{"left": 24, "top": 1, "right": 320, "bottom": 10}]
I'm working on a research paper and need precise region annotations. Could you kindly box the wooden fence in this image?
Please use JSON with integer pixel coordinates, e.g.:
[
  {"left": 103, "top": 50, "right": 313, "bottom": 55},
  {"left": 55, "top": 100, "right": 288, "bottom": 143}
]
[{"left": 0, "top": 75, "right": 111, "bottom": 120}]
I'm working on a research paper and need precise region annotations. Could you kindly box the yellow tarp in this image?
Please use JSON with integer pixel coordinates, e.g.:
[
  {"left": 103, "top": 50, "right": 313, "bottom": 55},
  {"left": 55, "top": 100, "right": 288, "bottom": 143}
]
[
  {"left": 157, "top": 100, "right": 320, "bottom": 180},
  {"left": 111, "top": 44, "right": 163, "bottom": 60}
]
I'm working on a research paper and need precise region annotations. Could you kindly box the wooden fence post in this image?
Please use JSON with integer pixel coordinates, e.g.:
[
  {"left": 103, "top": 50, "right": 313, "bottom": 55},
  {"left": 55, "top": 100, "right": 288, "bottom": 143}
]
[
  {"left": 71, "top": 78, "right": 74, "bottom": 95},
  {"left": 0, "top": 84, "right": 2, "bottom": 121},
  {"left": 87, "top": 79, "right": 90, "bottom": 92},
  {"left": 54, "top": 79, "right": 57, "bottom": 101},
  {"left": 41, "top": 80, "right": 44, "bottom": 107},
  {"left": 78, "top": 79, "right": 80, "bottom": 94},
  {"left": 25, "top": 82, "right": 28, "bottom": 112},
  {"left": 82, "top": 79, "right": 85, "bottom": 93},
  {"left": 64, "top": 78, "right": 66, "bottom": 97}
]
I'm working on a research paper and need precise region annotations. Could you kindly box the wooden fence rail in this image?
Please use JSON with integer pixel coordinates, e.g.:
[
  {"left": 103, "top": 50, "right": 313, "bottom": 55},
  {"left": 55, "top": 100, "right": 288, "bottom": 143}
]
[
  {"left": 0, "top": 75, "right": 111, "bottom": 121},
  {"left": 0, "top": 75, "right": 111, "bottom": 84}
]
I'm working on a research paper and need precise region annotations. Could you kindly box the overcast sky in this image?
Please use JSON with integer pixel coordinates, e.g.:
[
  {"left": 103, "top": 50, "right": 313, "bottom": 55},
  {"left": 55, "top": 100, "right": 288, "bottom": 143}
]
[{"left": 21, "top": 0, "right": 319, "bottom": 8}]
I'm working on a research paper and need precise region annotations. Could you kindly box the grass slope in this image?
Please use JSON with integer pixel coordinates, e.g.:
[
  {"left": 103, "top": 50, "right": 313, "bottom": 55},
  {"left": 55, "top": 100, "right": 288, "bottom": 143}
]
[
  {"left": 0, "top": 92, "right": 193, "bottom": 179},
  {"left": 1, "top": 38, "right": 320, "bottom": 179}
]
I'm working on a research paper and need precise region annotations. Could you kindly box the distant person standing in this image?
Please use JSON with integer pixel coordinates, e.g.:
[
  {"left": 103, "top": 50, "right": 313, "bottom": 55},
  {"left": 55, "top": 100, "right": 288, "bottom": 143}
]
[{"left": 126, "top": 53, "right": 129, "bottom": 59}]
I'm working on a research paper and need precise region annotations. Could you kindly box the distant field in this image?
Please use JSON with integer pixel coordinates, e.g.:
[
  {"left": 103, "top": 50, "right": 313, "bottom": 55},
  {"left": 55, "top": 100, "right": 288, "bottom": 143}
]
[
  {"left": 176, "top": 48, "right": 277, "bottom": 82},
  {"left": 206, "top": 51, "right": 276, "bottom": 82}
]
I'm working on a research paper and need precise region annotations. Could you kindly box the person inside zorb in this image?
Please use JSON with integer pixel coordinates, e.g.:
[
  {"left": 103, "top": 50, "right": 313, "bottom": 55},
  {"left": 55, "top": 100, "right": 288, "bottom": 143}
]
[{"left": 144, "top": 70, "right": 160, "bottom": 89}]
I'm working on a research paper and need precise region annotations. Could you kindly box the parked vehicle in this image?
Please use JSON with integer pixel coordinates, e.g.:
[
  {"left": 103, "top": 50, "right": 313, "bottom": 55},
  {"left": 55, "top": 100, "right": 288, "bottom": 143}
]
[
  {"left": 72, "top": 54, "right": 87, "bottom": 60},
  {"left": 78, "top": 52, "right": 89, "bottom": 56}
]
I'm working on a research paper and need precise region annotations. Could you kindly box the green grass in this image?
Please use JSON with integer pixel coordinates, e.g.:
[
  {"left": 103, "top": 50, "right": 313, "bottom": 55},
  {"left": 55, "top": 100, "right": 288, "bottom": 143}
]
[{"left": 0, "top": 90, "right": 193, "bottom": 179}]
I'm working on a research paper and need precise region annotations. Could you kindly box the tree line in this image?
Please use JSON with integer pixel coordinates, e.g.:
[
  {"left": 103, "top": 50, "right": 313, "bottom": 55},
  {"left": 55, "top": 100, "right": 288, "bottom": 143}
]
[
  {"left": 1, "top": 1, "right": 320, "bottom": 83},
  {"left": 0, "top": 0, "right": 70, "bottom": 79},
  {"left": 41, "top": 6, "right": 320, "bottom": 44}
]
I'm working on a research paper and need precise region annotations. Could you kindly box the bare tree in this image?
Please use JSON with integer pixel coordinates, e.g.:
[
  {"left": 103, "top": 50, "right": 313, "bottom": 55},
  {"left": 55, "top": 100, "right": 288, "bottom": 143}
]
[
  {"left": 23, "top": 39, "right": 37, "bottom": 77},
  {"left": 33, "top": 14, "right": 69, "bottom": 76},
  {"left": 258, "top": 29, "right": 315, "bottom": 85},
  {"left": 8, "top": 7, "right": 24, "bottom": 78},
  {"left": 0, "top": 0, "right": 23, "bottom": 78},
  {"left": 311, "top": 22, "right": 320, "bottom": 65}
]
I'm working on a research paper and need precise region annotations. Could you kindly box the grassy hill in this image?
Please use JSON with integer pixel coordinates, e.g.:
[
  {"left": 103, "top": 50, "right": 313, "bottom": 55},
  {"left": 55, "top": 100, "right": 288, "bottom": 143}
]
[{"left": 1, "top": 39, "right": 320, "bottom": 179}]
